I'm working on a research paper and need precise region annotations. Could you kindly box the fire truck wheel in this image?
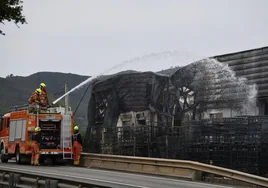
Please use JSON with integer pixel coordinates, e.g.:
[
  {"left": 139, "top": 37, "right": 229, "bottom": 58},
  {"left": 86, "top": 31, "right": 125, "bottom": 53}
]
[
  {"left": 0, "top": 149, "right": 8, "bottom": 163},
  {"left": 15, "top": 146, "right": 22, "bottom": 164},
  {"left": 52, "top": 157, "right": 57, "bottom": 165},
  {"left": 39, "top": 158, "right": 45, "bottom": 164}
]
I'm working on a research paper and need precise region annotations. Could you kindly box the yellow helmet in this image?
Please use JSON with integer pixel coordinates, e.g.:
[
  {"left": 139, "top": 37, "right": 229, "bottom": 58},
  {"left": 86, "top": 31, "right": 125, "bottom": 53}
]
[
  {"left": 34, "top": 127, "right": 41, "bottom": 132},
  {"left": 74, "top": 126, "right": 79, "bottom": 131},
  {"left": 40, "top": 83, "right": 46, "bottom": 88},
  {"left": 35, "top": 88, "right": 41, "bottom": 93}
]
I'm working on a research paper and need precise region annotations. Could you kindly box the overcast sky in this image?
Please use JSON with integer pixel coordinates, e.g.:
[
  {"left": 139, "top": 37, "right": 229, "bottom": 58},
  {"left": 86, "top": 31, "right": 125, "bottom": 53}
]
[{"left": 1, "top": 0, "right": 268, "bottom": 78}]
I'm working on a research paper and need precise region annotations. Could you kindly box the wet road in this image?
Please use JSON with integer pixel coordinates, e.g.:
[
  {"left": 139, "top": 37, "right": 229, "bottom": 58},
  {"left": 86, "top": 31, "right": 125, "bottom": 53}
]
[{"left": 0, "top": 162, "right": 237, "bottom": 188}]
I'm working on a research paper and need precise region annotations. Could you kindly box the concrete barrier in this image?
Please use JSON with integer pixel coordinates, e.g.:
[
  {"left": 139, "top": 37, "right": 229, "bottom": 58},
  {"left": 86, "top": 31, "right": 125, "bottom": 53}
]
[{"left": 81, "top": 153, "right": 268, "bottom": 187}]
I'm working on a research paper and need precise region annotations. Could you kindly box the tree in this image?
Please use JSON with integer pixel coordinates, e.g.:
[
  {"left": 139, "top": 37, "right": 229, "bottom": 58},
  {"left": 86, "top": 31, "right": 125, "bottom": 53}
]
[
  {"left": 170, "top": 58, "right": 258, "bottom": 124},
  {"left": 0, "top": 0, "right": 26, "bottom": 35},
  {"left": 6, "top": 74, "right": 14, "bottom": 78}
]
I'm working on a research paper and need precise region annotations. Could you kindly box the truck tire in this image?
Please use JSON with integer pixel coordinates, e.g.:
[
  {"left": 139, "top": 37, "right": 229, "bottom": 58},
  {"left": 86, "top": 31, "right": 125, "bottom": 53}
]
[
  {"left": 15, "top": 146, "right": 22, "bottom": 164},
  {"left": 0, "top": 148, "right": 8, "bottom": 163},
  {"left": 52, "top": 157, "right": 57, "bottom": 165}
]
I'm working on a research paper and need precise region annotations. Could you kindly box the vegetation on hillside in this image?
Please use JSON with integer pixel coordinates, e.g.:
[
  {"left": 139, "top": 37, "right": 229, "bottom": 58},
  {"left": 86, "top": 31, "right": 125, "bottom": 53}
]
[{"left": 0, "top": 72, "right": 91, "bottom": 131}]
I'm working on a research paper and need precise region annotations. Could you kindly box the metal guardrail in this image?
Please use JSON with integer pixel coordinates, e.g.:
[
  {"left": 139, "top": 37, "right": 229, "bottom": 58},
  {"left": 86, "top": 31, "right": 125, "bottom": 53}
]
[
  {"left": 0, "top": 153, "right": 267, "bottom": 187},
  {"left": 81, "top": 153, "right": 268, "bottom": 187},
  {"left": 0, "top": 165, "right": 136, "bottom": 188}
]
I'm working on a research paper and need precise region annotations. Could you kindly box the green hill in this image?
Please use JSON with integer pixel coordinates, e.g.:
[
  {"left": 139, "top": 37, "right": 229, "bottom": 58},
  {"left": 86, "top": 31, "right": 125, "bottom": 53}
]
[{"left": 0, "top": 72, "right": 91, "bottom": 131}]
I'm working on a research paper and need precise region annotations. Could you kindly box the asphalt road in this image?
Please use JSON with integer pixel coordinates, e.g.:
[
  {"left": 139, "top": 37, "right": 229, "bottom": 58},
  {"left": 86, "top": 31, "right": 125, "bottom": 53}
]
[{"left": 0, "top": 162, "right": 237, "bottom": 188}]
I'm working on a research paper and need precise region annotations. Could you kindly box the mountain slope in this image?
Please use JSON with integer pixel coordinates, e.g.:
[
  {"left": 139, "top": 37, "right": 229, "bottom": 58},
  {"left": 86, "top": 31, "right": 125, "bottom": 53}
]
[{"left": 0, "top": 72, "right": 91, "bottom": 131}]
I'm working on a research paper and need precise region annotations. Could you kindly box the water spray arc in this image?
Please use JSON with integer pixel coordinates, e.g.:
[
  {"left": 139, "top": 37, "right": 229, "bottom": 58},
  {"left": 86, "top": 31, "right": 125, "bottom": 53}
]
[
  {"left": 52, "top": 61, "right": 133, "bottom": 105},
  {"left": 52, "top": 50, "right": 201, "bottom": 105}
]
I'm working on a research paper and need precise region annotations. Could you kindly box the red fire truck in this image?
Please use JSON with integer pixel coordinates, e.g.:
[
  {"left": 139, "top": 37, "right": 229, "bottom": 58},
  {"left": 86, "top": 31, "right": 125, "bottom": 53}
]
[{"left": 0, "top": 104, "right": 74, "bottom": 164}]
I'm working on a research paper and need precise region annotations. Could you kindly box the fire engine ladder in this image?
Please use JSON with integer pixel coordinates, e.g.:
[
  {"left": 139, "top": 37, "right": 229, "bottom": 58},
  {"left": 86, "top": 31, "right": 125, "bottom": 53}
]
[{"left": 62, "top": 114, "right": 73, "bottom": 160}]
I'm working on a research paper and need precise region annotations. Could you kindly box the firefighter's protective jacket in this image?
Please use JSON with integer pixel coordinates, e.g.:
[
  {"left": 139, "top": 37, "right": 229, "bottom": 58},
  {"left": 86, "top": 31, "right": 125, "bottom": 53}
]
[
  {"left": 32, "top": 132, "right": 42, "bottom": 144},
  {"left": 72, "top": 132, "right": 83, "bottom": 146},
  {"left": 28, "top": 92, "right": 40, "bottom": 105},
  {"left": 40, "top": 88, "right": 49, "bottom": 107}
]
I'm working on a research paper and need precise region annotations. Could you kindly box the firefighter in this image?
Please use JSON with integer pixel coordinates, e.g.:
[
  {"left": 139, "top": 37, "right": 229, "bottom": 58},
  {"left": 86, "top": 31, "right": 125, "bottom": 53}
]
[
  {"left": 39, "top": 83, "right": 49, "bottom": 107},
  {"left": 31, "top": 127, "right": 42, "bottom": 165},
  {"left": 72, "top": 126, "right": 83, "bottom": 165},
  {"left": 28, "top": 88, "right": 41, "bottom": 105}
]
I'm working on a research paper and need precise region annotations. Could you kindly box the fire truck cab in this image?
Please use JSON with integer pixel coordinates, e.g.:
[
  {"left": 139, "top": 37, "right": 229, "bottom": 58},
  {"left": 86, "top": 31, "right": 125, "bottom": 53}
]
[{"left": 0, "top": 104, "right": 74, "bottom": 164}]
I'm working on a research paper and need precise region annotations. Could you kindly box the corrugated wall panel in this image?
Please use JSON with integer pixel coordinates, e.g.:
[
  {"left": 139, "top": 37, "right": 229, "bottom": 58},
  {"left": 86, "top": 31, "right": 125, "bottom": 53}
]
[{"left": 213, "top": 46, "right": 268, "bottom": 98}]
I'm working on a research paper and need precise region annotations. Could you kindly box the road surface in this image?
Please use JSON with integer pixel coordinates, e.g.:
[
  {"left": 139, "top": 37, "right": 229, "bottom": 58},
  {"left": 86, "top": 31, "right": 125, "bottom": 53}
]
[{"left": 0, "top": 162, "right": 238, "bottom": 188}]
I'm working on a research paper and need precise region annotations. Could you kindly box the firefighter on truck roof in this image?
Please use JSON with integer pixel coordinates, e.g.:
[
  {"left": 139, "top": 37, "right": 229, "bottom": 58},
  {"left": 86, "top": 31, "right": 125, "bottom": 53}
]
[
  {"left": 39, "top": 83, "right": 49, "bottom": 107},
  {"left": 31, "top": 127, "right": 42, "bottom": 166},
  {"left": 28, "top": 88, "right": 41, "bottom": 105},
  {"left": 72, "top": 126, "right": 83, "bottom": 165}
]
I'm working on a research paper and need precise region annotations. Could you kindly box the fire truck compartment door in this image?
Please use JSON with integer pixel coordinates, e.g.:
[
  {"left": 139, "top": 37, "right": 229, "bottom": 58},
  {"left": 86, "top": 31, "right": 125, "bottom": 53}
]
[
  {"left": 20, "top": 119, "right": 26, "bottom": 141},
  {"left": 9, "top": 119, "right": 26, "bottom": 142},
  {"left": 8, "top": 120, "right": 16, "bottom": 142}
]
